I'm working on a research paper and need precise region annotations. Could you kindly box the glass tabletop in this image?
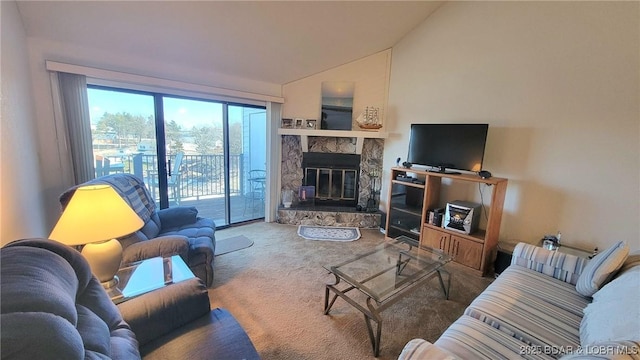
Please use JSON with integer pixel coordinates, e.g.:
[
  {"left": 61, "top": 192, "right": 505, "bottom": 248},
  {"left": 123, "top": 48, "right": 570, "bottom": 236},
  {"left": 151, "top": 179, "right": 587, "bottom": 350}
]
[
  {"left": 324, "top": 235, "right": 452, "bottom": 303},
  {"left": 110, "top": 255, "right": 195, "bottom": 303}
]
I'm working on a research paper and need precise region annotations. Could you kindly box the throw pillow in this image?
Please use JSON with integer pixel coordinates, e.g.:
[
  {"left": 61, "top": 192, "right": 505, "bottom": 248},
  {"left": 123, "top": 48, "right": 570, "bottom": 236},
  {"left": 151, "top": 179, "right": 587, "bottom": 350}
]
[
  {"left": 579, "top": 266, "right": 640, "bottom": 348},
  {"left": 613, "top": 251, "right": 640, "bottom": 279},
  {"left": 575, "top": 241, "right": 629, "bottom": 297},
  {"left": 157, "top": 206, "right": 198, "bottom": 228}
]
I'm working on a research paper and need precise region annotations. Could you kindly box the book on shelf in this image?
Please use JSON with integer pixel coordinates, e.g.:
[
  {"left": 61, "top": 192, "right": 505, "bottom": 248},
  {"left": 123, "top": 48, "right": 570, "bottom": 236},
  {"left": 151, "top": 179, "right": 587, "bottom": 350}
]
[{"left": 427, "top": 208, "right": 445, "bottom": 227}]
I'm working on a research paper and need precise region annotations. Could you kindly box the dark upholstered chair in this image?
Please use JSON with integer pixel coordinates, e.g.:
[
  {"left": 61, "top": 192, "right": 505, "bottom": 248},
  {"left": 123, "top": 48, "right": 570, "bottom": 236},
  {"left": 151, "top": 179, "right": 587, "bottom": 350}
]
[
  {"left": 0, "top": 239, "right": 260, "bottom": 360},
  {"left": 59, "top": 173, "right": 216, "bottom": 286},
  {"left": 1, "top": 238, "right": 140, "bottom": 359}
]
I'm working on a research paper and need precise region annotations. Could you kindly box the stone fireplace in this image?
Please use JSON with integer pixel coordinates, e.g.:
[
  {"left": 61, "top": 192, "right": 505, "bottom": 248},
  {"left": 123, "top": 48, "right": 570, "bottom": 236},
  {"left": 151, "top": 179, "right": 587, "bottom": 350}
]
[{"left": 278, "top": 134, "right": 384, "bottom": 228}]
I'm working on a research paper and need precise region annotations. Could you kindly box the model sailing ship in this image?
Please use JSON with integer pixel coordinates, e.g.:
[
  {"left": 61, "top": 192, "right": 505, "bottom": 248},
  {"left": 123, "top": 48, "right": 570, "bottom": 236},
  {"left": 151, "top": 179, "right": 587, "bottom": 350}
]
[{"left": 356, "top": 106, "right": 383, "bottom": 130}]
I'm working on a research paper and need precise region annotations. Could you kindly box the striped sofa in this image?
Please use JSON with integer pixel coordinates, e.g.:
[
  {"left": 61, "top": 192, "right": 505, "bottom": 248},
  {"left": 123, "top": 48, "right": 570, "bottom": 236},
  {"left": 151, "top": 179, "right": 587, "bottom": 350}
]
[{"left": 399, "top": 242, "right": 640, "bottom": 360}]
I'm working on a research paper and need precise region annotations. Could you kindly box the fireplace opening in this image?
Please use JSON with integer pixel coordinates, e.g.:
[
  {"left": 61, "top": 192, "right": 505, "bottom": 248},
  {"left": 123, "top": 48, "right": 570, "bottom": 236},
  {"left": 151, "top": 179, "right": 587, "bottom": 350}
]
[{"left": 302, "top": 152, "right": 361, "bottom": 207}]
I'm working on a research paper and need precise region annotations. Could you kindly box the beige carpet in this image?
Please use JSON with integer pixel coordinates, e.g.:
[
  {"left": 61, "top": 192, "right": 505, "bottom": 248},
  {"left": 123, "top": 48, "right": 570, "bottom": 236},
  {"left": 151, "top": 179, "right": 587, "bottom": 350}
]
[{"left": 209, "top": 222, "right": 493, "bottom": 360}]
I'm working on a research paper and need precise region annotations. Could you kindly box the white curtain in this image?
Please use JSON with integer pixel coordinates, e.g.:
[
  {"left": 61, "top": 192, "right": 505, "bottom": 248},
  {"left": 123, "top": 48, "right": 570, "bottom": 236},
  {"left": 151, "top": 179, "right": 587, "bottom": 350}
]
[{"left": 57, "top": 72, "right": 94, "bottom": 184}]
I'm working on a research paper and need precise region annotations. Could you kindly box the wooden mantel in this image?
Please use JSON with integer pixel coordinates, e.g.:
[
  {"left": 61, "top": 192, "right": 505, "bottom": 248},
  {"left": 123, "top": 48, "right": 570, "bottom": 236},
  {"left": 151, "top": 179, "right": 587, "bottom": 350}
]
[{"left": 277, "top": 128, "right": 388, "bottom": 154}]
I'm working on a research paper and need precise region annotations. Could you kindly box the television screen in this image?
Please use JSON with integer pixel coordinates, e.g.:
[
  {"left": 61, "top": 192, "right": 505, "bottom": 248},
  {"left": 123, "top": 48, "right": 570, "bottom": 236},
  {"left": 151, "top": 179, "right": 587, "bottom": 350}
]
[{"left": 407, "top": 123, "right": 488, "bottom": 173}]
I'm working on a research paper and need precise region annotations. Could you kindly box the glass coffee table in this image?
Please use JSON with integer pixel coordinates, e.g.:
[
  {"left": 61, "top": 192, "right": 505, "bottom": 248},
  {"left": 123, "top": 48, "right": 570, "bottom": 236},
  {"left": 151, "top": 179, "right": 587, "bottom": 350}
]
[
  {"left": 323, "top": 235, "right": 452, "bottom": 356},
  {"left": 109, "top": 255, "right": 195, "bottom": 304}
]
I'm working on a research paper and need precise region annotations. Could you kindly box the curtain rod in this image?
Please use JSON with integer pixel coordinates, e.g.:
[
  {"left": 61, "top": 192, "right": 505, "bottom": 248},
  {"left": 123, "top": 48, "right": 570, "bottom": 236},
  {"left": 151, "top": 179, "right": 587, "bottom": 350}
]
[{"left": 45, "top": 60, "right": 284, "bottom": 104}]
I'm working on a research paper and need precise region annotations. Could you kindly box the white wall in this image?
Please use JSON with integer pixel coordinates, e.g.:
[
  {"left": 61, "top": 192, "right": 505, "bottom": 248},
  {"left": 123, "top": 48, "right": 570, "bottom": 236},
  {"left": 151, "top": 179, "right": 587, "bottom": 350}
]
[
  {"left": 1, "top": 1, "right": 48, "bottom": 244},
  {"left": 385, "top": 2, "right": 640, "bottom": 251},
  {"left": 24, "top": 37, "right": 283, "bottom": 232},
  {"left": 282, "top": 49, "right": 391, "bottom": 125}
]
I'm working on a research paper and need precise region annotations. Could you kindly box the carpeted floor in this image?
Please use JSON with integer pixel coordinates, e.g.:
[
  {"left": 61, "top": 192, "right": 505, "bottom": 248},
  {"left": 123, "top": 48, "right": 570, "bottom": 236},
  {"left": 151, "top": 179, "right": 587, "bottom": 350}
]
[{"left": 209, "top": 222, "right": 494, "bottom": 360}]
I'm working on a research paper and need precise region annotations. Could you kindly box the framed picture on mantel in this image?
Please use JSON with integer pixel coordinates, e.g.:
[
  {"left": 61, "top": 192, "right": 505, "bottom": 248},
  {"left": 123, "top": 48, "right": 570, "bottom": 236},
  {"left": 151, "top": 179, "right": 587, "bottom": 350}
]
[
  {"left": 282, "top": 118, "right": 293, "bottom": 129},
  {"left": 305, "top": 119, "right": 317, "bottom": 130}
]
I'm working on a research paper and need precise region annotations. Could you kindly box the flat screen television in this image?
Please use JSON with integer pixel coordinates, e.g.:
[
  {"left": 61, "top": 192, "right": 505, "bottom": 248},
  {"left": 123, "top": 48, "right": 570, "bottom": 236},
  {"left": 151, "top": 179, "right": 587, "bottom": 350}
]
[{"left": 407, "top": 123, "right": 489, "bottom": 174}]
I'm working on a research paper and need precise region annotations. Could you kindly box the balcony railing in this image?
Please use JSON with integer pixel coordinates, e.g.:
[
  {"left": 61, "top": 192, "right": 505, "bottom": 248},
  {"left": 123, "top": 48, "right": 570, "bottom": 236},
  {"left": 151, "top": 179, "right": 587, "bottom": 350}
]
[{"left": 104, "top": 153, "right": 247, "bottom": 201}]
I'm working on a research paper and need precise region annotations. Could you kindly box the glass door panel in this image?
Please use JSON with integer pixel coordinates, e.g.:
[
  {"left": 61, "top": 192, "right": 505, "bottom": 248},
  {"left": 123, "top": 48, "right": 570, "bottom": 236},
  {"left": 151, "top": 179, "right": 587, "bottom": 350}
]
[
  {"left": 331, "top": 171, "right": 343, "bottom": 198},
  {"left": 229, "top": 105, "right": 266, "bottom": 223},
  {"left": 344, "top": 170, "right": 357, "bottom": 199},
  {"left": 161, "top": 97, "right": 226, "bottom": 224},
  {"left": 160, "top": 99, "right": 266, "bottom": 225},
  {"left": 317, "top": 169, "right": 331, "bottom": 198},
  {"left": 87, "top": 87, "right": 157, "bottom": 185}
]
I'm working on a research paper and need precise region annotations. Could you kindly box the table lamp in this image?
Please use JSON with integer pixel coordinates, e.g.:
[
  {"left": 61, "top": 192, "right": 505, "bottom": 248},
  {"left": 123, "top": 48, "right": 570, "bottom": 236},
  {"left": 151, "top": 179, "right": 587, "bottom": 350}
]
[{"left": 50, "top": 184, "right": 144, "bottom": 288}]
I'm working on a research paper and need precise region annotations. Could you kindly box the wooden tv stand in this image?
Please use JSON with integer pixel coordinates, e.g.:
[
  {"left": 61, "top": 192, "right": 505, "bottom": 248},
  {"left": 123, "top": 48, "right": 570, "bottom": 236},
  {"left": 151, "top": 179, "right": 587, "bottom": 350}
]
[{"left": 385, "top": 167, "right": 508, "bottom": 276}]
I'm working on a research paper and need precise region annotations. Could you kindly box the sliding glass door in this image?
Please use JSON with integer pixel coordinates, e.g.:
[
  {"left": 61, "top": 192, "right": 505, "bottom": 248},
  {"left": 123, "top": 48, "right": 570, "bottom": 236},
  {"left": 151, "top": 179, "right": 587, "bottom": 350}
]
[
  {"left": 229, "top": 105, "right": 267, "bottom": 222},
  {"left": 87, "top": 86, "right": 266, "bottom": 227}
]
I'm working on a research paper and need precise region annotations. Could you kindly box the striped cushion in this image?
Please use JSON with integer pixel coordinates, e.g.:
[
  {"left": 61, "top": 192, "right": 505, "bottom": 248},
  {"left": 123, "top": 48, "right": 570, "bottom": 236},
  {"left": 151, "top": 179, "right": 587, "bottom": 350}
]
[
  {"left": 435, "top": 315, "right": 554, "bottom": 360},
  {"left": 511, "top": 243, "right": 588, "bottom": 285},
  {"left": 576, "top": 241, "right": 629, "bottom": 297},
  {"left": 493, "top": 266, "right": 590, "bottom": 317},
  {"left": 465, "top": 266, "right": 586, "bottom": 356},
  {"left": 398, "top": 339, "right": 457, "bottom": 360}
]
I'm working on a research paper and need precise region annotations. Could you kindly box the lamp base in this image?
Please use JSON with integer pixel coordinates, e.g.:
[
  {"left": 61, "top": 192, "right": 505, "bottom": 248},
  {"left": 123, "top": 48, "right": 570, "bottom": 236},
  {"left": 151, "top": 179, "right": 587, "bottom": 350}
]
[
  {"left": 104, "top": 281, "right": 124, "bottom": 300},
  {"left": 81, "top": 239, "right": 123, "bottom": 286},
  {"left": 102, "top": 275, "right": 119, "bottom": 289}
]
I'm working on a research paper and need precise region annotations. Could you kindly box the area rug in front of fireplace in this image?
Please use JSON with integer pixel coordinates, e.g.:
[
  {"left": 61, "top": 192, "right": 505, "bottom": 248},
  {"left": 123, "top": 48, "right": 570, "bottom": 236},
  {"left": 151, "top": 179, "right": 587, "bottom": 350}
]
[{"left": 297, "top": 225, "right": 361, "bottom": 242}]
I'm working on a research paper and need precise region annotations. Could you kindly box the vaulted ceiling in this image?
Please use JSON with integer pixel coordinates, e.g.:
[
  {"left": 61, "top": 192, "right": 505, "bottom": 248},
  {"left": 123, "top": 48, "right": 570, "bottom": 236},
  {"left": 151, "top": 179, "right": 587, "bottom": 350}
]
[{"left": 16, "top": 1, "right": 443, "bottom": 85}]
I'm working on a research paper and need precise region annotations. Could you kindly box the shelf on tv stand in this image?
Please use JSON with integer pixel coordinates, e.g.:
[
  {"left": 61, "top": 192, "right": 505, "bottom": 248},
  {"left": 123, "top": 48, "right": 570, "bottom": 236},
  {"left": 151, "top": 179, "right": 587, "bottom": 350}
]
[{"left": 396, "top": 168, "right": 506, "bottom": 186}]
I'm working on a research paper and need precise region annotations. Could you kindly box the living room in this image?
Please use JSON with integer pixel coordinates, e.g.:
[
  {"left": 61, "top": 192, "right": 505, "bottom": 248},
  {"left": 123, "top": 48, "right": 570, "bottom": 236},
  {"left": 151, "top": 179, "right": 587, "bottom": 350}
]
[{"left": 2, "top": 1, "right": 639, "bottom": 359}]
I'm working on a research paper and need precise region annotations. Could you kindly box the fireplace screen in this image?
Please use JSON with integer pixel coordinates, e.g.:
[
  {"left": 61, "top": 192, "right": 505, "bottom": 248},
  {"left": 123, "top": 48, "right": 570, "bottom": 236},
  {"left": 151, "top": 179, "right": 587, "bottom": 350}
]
[
  {"left": 305, "top": 168, "right": 357, "bottom": 200},
  {"left": 302, "top": 152, "right": 360, "bottom": 207}
]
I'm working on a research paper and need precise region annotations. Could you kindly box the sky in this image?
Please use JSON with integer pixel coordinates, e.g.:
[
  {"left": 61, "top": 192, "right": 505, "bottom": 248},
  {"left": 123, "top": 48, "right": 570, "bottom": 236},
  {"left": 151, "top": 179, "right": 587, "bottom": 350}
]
[{"left": 87, "top": 87, "right": 232, "bottom": 129}]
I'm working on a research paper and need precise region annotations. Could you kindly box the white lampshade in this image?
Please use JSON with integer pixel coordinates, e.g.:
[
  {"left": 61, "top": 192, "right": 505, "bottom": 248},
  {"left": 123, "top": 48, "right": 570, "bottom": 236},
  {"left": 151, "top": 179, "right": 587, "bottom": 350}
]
[
  {"left": 50, "top": 185, "right": 144, "bottom": 286},
  {"left": 50, "top": 185, "right": 144, "bottom": 246}
]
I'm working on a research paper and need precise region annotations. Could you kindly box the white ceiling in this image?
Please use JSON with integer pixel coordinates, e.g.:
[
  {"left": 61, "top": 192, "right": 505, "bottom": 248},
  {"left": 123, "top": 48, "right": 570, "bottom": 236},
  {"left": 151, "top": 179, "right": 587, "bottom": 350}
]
[{"left": 16, "top": 1, "right": 443, "bottom": 85}]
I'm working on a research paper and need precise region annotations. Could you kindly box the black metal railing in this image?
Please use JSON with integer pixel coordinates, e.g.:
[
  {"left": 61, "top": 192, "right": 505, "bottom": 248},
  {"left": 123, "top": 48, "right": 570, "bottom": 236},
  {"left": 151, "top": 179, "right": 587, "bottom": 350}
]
[{"left": 103, "top": 153, "right": 245, "bottom": 200}]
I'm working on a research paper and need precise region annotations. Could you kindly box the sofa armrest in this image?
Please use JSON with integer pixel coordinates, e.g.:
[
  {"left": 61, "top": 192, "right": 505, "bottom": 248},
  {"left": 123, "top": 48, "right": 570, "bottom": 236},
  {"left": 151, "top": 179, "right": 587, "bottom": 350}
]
[
  {"left": 157, "top": 207, "right": 198, "bottom": 228},
  {"left": 511, "top": 242, "right": 588, "bottom": 285},
  {"left": 399, "top": 339, "right": 458, "bottom": 360},
  {"left": 117, "top": 278, "right": 210, "bottom": 346},
  {"left": 121, "top": 236, "right": 189, "bottom": 265}
]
